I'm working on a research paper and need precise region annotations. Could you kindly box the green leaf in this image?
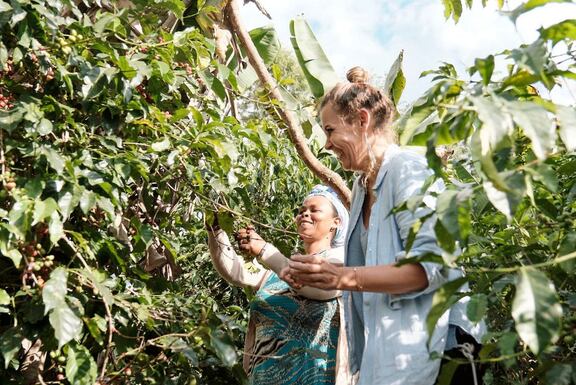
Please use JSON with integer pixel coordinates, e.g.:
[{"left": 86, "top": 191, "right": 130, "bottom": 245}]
[
  {"left": 512, "top": 267, "right": 562, "bottom": 354},
  {"left": 502, "top": 69, "right": 539, "bottom": 88},
  {"left": 436, "top": 359, "right": 459, "bottom": 385},
  {"left": 50, "top": 306, "right": 83, "bottom": 349},
  {"left": 85, "top": 315, "right": 106, "bottom": 345},
  {"left": 43, "top": 267, "right": 82, "bottom": 349},
  {"left": 8, "top": 198, "right": 32, "bottom": 238},
  {"left": 43, "top": 267, "right": 68, "bottom": 313},
  {"left": 66, "top": 344, "right": 97, "bottom": 385},
  {"left": 24, "top": 178, "right": 45, "bottom": 199},
  {"left": 540, "top": 19, "right": 576, "bottom": 44},
  {"left": 79, "top": 189, "right": 97, "bottom": 214},
  {"left": 384, "top": 50, "right": 406, "bottom": 106},
  {"left": 32, "top": 197, "right": 58, "bottom": 226},
  {"left": 49, "top": 212, "right": 64, "bottom": 244},
  {"left": 558, "top": 232, "right": 576, "bottom": 273},
  {"left": 290, "top": 17, "right": 338, "bottom": 98},
  {"left": 442, "top": 0, "right": 463, "bottom": 22},
  {"left": 528, "top": 163, "right": 559, "bottom": 193},
  {"left": 36, "top": 118, "right": 53, "bottom": 135},
  {"left": 216, "top": 210, "right": 234, "bottom": 234},
  {"left": 557, "top": 105, "right": 576, "bottom": 152},
  {"left": 481, "top": 172, "right": 526, "bottom": 221},
  {"left": 0, "top": 42, "right": 7, "bottom": 67},
  {"left": 467, "top": 294, "right": 488, "bottom": 323},
  {"left": 210, "top": 329, "right": 237, "bottom": 367},
  {"left": 545, "top": 363, "right": 573, "bottom": 385},
  {"left": 471, "top": 96, "right": 513, "bottom": 152},
  {"left": 426, "top": 277, "right": 468, "bottom": 345},
  {"left": 151, "top": 137, "right": 171, "bottom": 152},
  {"left": 506, "top": 0, "right": 573, "bottom": 23},
  {"left": 434, "top": 219, "right": 455, "bottom": 253},
  {"left": 498, "top": 331, "right": 518, "bottom": 356},
  {"left": 155, "top": 336, "right": 198, "bottom": 365},
  {"left": 436, "top": 190, "right": 460, "bottom": 237},
  {"left": 0, "top": 289, "right": 9, "bottom": 305},
  {"left": 41, "top": 146, "right": 65, "bottom": 174},
  {"left": 506, "top": 101, "right": 554, "bottom": 159},
  {"left": 0, "top": 103, "right": 24, "bottom": 133},
  {"left": 474, "top": 55, "right": 494, "bottom": 86},
  {"left": 510, "top": 40, "right": 551, "bottom": 89},
  {"left": 0, "top": 1, "right": 12, "bottom": 13},
  {"left": 249, "top": 26, "right": 280, "bottom": 65},
  {"left": 117, "top": 56, "right": 137, "bottom": 79},
  {"left": 469, "top": 97, "right": 512, "bottom": 192},
  {"left": 0, "top": 327, "right": 22, "bottom": 369},
  {"left": 59, "top": 188, "right": 81, "bottom": 220},
  {"left": 0, "top": 228, "right": 22, "bottom": 267}
]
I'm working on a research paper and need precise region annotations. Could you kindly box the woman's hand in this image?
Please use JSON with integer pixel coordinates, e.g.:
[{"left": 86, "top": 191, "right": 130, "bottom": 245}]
[
  {"left": 288, "top": 254, "right": 342, "bottom": 290},
  {"left": 234, "top": 225, "right": 266, "bottom": 257},
  {"left": 279, "top": 265, "right": 303, "bottom": 289}
]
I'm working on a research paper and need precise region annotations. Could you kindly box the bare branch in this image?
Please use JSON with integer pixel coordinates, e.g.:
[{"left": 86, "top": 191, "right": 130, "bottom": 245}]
[{"left": 226, "top": 0, "right": 351, "bottom": 208}]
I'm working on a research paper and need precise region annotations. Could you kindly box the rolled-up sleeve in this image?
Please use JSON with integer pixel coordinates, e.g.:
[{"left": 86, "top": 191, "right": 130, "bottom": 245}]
[
  {"left": 389, "top": 156, "right": 450, "bottom": 302},
  {"left": 208, "top": 229, "right": 267, "bottom": 290}
]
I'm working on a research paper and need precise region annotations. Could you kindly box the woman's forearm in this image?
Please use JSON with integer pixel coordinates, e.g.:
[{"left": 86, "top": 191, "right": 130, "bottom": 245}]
[
  {"left": 337, "top": 263, "right": 428, "bottom": 293},
  {"left": 262, "top": 245, "right": 342, "bottom": 300},
  {"left": 289, "top": 254, "right": 429, "bottom": 294},
  {"left": 208, "top": 229, "right": 266, "bottom": 289}
]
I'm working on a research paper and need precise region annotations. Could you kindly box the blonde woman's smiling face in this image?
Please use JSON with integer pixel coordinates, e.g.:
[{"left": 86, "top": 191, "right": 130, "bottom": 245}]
[{"left": 320, "top": 102, "right": 367, "bottom": 172}]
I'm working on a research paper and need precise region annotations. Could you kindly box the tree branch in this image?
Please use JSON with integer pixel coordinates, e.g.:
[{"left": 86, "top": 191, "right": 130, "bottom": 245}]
[{"left": 226, "top": 0, "right": 351, "bottom": 208}]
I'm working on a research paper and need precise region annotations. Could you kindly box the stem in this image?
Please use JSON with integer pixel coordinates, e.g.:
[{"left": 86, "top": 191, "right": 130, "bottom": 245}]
[
  {"left": 470, "top": 250, "right": 576, "bottom": 274},
  {"left": 192, "top": 189, "right": 298, "bottom": 235},
  {"left": 226, "top": 0, "right": 351, "bottom": 208}
]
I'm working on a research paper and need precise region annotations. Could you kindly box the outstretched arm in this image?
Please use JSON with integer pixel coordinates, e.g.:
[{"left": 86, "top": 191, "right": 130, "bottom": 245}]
[{"left": 207, "top": 228, "right": 267, "bottom": 290}]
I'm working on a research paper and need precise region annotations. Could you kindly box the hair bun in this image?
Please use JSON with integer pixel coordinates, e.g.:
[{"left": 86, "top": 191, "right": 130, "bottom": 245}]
[{"left": 346, "top": 66, "right": 369, "bottom": 83}]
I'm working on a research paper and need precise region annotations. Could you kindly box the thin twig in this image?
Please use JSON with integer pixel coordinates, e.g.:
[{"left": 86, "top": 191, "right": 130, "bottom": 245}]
[
  {"left": 192, "top": 188, "right": 298, "bottom": 235},
  {"left": 469, "top": 250, "right": 576, "bottom": 274}
]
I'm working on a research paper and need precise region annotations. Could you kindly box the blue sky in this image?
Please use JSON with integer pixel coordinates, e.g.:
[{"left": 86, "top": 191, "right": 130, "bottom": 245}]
[{"left": 240, "top": 0, "right": 576, "bottom": 106}]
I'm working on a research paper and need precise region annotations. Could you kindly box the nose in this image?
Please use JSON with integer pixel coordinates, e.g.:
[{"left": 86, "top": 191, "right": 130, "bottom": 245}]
[
  {"left": 297, "top": 209, "right": 310, "bottom": 219},
  {"left": 324, "top": 138, "right": 333, "bottom": 150}
]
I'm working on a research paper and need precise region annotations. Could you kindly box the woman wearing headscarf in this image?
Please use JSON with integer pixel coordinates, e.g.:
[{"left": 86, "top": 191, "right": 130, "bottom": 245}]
[
  {"left": 207, "top": 185, "right": 351, "bottom": 385},
  {"left": 283, "top": 67, "right": 485, "bottom": 385}
]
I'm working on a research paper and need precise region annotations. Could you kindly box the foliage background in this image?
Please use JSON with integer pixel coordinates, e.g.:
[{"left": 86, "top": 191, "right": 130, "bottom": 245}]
[{"left": 0, "top": 0, "right": 574, "bottom": 384}]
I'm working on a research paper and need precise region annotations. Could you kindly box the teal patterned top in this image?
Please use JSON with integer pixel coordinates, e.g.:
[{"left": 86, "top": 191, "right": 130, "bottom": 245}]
[{"left": 248, "top": 272, "right": 340, "bottom": 385}]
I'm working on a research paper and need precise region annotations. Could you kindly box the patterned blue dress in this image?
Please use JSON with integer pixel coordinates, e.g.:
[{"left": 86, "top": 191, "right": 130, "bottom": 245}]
[{"left": 248, "top": 272, "right": 340, "bottom": 385}]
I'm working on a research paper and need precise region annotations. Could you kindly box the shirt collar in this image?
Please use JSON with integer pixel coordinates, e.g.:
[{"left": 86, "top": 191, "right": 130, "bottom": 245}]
[{"left": 372, "top": 143, "right": 401, "bottom": 190}]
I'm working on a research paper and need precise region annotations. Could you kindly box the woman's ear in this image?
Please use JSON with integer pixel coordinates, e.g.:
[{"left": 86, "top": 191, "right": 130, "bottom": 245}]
[
  {"left": 358, "top": 108, "right": 371, "bottom": 130},
  {"left": 332, "top": 217, "right": 342, "bottom": 231}
]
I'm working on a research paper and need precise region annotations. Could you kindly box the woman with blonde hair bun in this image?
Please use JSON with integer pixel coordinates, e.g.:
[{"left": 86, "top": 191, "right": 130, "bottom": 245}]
[{"left": 283, "top": 67, "right": 485, "bottom": 385}]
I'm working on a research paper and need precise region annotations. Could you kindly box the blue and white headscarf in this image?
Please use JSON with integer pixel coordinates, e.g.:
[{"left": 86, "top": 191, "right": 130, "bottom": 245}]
[{"left": 304, "top": 185, "right": 349, "bottom": 247}]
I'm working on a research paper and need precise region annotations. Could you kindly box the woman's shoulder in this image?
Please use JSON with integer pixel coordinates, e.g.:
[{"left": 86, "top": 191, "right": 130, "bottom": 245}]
[
  {"left": 384, "top": 146, "right": 430, "bottom": 179},
  {"left": 387, "top": 145, "right": 427, "bottom": 167}
]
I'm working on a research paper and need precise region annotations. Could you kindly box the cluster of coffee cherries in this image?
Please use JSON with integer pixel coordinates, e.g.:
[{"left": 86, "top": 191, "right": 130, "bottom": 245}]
[
  {"left": 0, "top": 90, "right": 14, "bottom": 110},
  {"left": 175, "top": 61, "right": 194, "bottom": 75}
]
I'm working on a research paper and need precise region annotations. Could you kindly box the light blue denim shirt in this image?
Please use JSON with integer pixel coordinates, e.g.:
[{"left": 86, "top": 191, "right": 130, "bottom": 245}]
[{"left": 344, "top": 145, "right": 485, "bottom": 385}]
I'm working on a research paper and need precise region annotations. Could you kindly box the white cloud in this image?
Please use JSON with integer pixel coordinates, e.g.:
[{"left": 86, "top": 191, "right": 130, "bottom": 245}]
[{"left": 240, "top": 0, "right": 576, "bottom": 105}]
